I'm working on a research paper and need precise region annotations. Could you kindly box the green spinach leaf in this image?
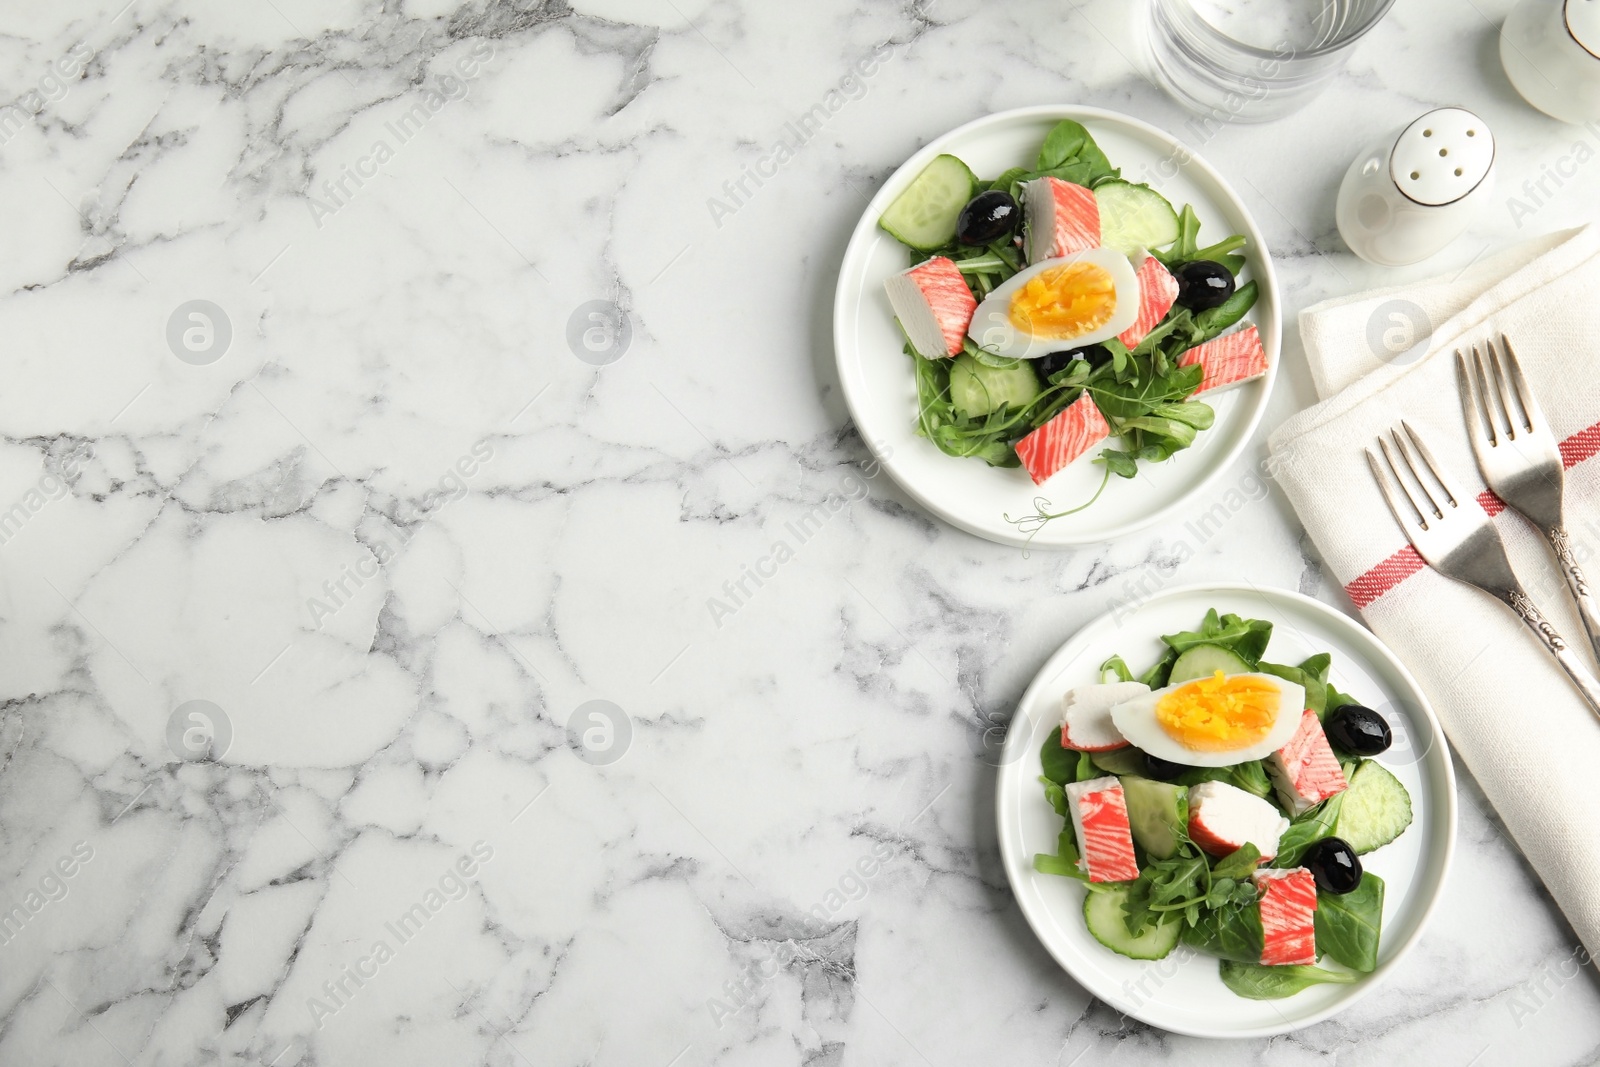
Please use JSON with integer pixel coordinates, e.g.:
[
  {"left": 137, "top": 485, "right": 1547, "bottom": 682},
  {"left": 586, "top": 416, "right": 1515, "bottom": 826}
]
[
  {"left": 1218, "top": 961, "right": 1359, "bottom": 999},
  {"left": 1274, "top": 793, "right": 1345, "bottom": 868},
  {"left": 1040, "top": 732, "right": 1077, "bottom": 786},
  {"left": 1314, "top": 872, "right": 1384, "bottom": 972}
]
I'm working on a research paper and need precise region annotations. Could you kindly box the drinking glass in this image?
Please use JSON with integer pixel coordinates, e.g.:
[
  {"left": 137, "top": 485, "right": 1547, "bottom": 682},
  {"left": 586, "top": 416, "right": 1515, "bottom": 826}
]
[{"left": 1147, "top": 0, "right": 1397, "bottom": 123}]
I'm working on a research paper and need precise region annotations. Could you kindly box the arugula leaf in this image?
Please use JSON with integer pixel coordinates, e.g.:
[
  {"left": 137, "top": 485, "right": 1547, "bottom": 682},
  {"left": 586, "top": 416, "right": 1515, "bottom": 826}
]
[
  {"left": 1274, "top": 792, "right": 1345, "bottom": 868},
  {"left": 1074, "top": 750, "right": 1099, "bottom": 783},
  {"left": 1041, "top": 777, "right": 1067, "bottom": 818},
  {"left": 1034, "top": 826, "right": 1089, "bottom": 882},
  {"left": 1211, "top": 843, "right": 1262, "bottom": 881},
  {"left": 1218, "top": 961, "right": 1359, "bottom": 999},
  {"left": 1314, "top": 872, "right": 1384, "bottom": 972},
  {"left": 1099, "top": 654, "right": 1135, "bottom": 683}
]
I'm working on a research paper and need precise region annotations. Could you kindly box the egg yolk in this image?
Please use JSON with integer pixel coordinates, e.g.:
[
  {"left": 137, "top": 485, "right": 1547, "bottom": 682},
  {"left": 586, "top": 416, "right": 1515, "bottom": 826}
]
[
  {"left": 1155, "top": 672, "right": 1281, "bottom": 752},
  {"left": 1007, "top": 261, "right": 1118, "bottom": 339}
]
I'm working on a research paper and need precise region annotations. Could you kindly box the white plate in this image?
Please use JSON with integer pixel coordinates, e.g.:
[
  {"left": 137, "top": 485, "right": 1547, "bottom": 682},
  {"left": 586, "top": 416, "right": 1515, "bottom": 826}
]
[
  {"left": 995, "top": 584, "right": 1456, "bottom": 1037},
  {"left": 834, "top": 106, "right": 1281, "bottom": 548}
]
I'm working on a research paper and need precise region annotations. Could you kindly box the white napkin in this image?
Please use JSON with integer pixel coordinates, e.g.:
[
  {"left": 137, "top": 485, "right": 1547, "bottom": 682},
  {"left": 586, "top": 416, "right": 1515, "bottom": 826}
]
[{"left": 1269, "top": 224, "right": 1600, "bottom": 959}]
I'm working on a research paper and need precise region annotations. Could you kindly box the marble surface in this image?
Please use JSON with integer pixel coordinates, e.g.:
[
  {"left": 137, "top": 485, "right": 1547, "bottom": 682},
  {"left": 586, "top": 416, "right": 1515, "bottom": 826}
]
[{"left": 0, "top": 0, "right": 1597, "bottom": 1063}]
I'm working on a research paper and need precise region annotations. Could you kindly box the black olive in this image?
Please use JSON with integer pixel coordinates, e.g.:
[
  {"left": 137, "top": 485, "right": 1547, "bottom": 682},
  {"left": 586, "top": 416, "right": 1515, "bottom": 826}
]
[
  {"left": 1303, "top": 837, "right": 1363, "bottom": 894},
  {"left": 1142, "top": 752, "right": 1186, "bottom": 781},
  {"left": 955, "top": 190, "right": 1020, "bottom": 245},
  {"left": 1034, "top": 343, "right": 1111, "bottom": 380},
  {"left": 1174, "top": 260, "right": 1236, "bottom": 310},
  {"left": 1324, "top": 704, "right": 1392, "bottom": 756}
]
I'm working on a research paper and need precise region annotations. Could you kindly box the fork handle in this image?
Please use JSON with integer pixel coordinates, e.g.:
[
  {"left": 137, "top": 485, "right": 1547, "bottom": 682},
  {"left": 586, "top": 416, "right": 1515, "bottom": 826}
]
[
  {"left": 1544, "top": 526, "right": 1600, "bottom": 669},
  {"left": 1506, "top": 589, "right": 1600, "bottom": 718}
]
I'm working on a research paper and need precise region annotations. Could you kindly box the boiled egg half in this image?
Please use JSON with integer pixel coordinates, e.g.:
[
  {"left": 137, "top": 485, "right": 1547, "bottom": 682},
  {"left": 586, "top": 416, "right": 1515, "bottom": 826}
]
[
  {"left": 1110, "top": 671, "right": 1306, "bottom": 768},
  {"left": 967, "top": 247, "right": 1140, "bottom": 360}
]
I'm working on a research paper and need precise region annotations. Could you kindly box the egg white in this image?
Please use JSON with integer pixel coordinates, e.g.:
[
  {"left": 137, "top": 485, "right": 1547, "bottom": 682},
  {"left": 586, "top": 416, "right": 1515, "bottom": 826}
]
[
  {"left": 1109, "top": 672, "right": 1306, "bottom": 768},
  {"left": 967, "top": 248, "right": 1140, "bottom": 361}
]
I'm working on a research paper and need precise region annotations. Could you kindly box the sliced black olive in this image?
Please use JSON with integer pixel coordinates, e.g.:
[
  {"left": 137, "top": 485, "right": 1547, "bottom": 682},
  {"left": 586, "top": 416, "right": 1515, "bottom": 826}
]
[
  {"left": 1303, "top": 837, "right": 1363, "bottom": 894},
  {"left": 1174, "top": 260, "right": 1236, "bottom": 310},
  {"left": 1324, "top": 704, "right": 1392, "bottom": 756},
  {"left": 1142, "top": 752, "right": 1186, "bottom": 781},
  {"left": 1033, "top": 343, "right": 1110, "bottom": 380},
  {"left": 955, "top": 190, "right": 1020, "bottom": 246}
]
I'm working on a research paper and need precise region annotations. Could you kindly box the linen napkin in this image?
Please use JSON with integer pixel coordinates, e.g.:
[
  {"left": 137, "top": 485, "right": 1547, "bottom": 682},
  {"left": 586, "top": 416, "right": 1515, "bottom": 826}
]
[{"left": 1269, "top": 224, "right": 1600, "bottom": 959}]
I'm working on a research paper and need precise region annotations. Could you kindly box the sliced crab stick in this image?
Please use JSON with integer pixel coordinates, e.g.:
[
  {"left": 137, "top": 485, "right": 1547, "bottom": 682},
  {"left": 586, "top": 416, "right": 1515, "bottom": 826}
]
[
  {"left": 1060, "top": 682, "right": 1148, "bottom": 752},
  {"left": 1064, "top": 775, "right": 1141, "bottom": 883},
  {"left": 884, "top": 256, "right": 977, "bottom": 359},
  {"left": 1254, "top": 867, "right": 1320, "bottom": 966},
  {"left": 1023, "top": 177, "right": 1100, "bottom": 265},
  {"left": 1187, "top": 780, "right": 1290, "bottom": 862},
  {"left": 1014, "top": 393, "right": 1110, "bottom": 486},
  {"left": 1177, "top": 324, "right": 1268, "bottom": 393},
  {"left": 1267, "top": 709, "right": 1349, "bottom": 817},
  {"left": 1118, "top": 256, "right": 1180, "bottom": 349}
]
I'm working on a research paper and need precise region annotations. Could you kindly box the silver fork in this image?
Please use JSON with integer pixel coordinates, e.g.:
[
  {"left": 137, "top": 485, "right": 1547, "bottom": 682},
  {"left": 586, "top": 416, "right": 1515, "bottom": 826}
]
[
  {"left": 1367, "top": 421, "right": 1600, "bottom": 718},
  {"left": 1457, "top": 335, "right": 1600, "bottom": 667}
]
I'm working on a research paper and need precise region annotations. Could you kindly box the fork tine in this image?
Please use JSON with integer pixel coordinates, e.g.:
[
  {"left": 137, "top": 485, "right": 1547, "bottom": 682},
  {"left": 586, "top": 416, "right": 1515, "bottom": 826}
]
[
  {"left": 1390, "top": 425, "right": 1446, "bottom": 517},
  {"left": 1485, "top": 337, "right": 1524, "bottom": 440},
  {"left": 1456, "top": 349, "right": 1493, "bottom": 447},
  {"left": 1367, "top": 446, "right": 1428, "bottom": 533},
  {"left": 1376, "top": 435, "right": 1433, "bottom": 526},
  {"left": 1497, "top": 334, "right": 1544, "bottom": 435},
  {"left": 1472, "top": 345, "right": 1506, "bottom": 443},
  {"left": 1400, "top": 419, "right": 1470, "bottom": 511}
]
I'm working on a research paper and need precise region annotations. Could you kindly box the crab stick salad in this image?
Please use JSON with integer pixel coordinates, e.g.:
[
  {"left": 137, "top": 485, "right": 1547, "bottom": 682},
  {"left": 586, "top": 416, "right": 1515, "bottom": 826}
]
[
  {"left": 1032, "top": 609, "right": 1414, "bottom": 999},
  {"left": 876, "top": 119, "right": 1269, "bottom": 529}
]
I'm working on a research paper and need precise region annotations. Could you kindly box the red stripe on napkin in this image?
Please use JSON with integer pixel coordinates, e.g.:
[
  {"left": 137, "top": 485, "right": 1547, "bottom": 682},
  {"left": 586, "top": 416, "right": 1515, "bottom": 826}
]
[{"left": 1344, "top": 421, "right": 1600, "bottom": 607}]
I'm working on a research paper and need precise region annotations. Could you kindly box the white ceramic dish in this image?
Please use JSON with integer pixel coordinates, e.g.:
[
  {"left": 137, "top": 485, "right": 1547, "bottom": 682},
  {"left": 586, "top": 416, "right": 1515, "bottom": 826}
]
[
  {"left": 995, "top": 583, "right": 1456, "bottom": 1037},
  {"left": 833, "top": 106, "right": 1281, "bottom": 549}
]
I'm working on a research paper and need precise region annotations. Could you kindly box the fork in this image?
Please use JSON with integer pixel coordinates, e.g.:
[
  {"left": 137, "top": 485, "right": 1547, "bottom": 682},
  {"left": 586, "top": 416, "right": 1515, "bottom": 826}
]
[
  {"left": 1456, "top": 335, "right": 1600, "bottom": 667},
  {"left": 1367, "top": 421, "right": 1600, "bottom": 718}
]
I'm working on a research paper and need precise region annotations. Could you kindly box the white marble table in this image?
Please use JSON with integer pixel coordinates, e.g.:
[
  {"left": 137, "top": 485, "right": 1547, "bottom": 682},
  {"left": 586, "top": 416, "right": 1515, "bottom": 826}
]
[{"left": 0, "top": 0, "right": 1597, "bottom": 1063}]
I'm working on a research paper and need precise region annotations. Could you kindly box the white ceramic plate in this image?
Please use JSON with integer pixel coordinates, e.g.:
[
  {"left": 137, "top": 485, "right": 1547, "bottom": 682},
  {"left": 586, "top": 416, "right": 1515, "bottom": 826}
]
[
  {"left": 834, "top": 106, "right": 1281, "bottom": 548},
  {"left": 995, "top": 584, "right": 1456, "bottom": 1037}
]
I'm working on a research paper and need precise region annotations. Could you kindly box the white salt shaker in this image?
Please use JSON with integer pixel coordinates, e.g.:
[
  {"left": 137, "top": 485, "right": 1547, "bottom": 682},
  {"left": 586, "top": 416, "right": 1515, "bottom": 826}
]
[
  {"left": 1502, "top": 0, "right": 1600, "bottom": 124},
  {"left": 1336, "top": 107, "right": 1496, "bottom": 267}
]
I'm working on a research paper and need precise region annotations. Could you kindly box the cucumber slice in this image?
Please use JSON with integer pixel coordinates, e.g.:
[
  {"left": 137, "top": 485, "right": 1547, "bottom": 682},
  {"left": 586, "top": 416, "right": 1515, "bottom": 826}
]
[
  {"left": 879, "top": 154, "right": 978, "bottom": 251},
  {"left": 1089, "top": 747, "right": 1147, "bottom": 777},
  {"left": 1335, "top": 761, "right": 1413, "bottom": 854},
  {"left": 1168, "top": 644, "right": 1252, "bottom": 684},
  {"left": 1095, "top": 181, "right": 1181, "bottom": 258},
  {"left": 1121, "top": 776, "right": 1188, "bottom": 860},
  {"left": 948, "top": 353, "right": 1040, "bottom": 418},
  {"left": 1085, "top": 885, "right": 1181, "bottom": 960}
]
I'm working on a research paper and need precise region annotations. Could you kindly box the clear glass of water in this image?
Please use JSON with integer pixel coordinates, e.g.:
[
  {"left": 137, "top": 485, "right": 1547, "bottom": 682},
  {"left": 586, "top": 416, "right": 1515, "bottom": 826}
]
[{"left": 1147, "top": 0, "right": 1396, "bottom": 123}]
